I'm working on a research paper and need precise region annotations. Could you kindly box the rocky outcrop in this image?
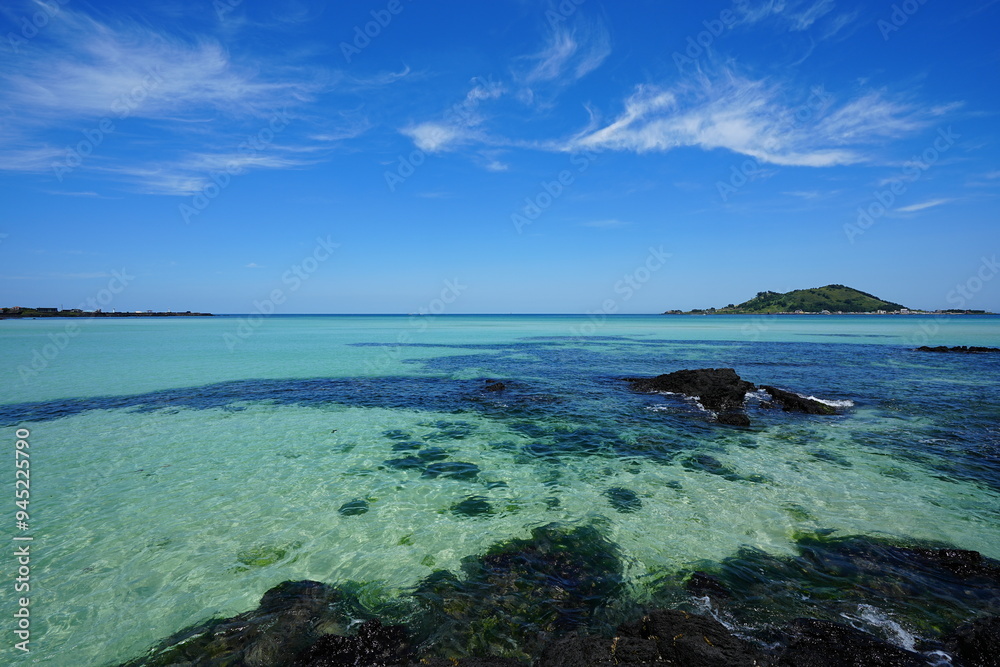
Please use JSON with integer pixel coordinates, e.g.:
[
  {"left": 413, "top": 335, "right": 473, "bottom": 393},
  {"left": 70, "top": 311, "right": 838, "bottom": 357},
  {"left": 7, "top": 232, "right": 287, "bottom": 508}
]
[
  {"left": 626, "top": 368, "right": 842, "bottom": 425},
  {"left": 121, "top": 580, "right": 358, "bottom": 666},
  {"left": 761, "top": 386, "right": 836, "bottom": 415},
  {"left": 916, "top": 346, "right": 1000, "bottom": 354},
  {"left": 123, "top": 527, "right": 1000, "bottom": 666},
  {"left": 776, "top": 618, "right": 925, "bottom": 666},
  {"left": 539, "top": 609, "right": 769, "bottom": 667},
  {"left": 944, "top": 615, "right": 1000, "bottom": 667}
]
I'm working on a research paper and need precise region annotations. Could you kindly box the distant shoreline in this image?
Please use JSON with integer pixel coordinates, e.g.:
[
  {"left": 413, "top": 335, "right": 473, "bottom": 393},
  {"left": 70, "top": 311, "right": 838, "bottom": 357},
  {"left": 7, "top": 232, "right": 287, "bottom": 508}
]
[{"left": 0, "top": 310, "right": 213, "bottom": 319}]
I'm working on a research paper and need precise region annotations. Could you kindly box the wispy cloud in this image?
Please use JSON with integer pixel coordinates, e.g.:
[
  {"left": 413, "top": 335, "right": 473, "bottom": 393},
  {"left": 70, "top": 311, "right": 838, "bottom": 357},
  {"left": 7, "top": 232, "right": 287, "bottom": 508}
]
[
  {"left": 560, "top": 68, "right": 935, "bottom": 168},
  {"left": 520, "top": 21, "right": 611, "bottom": 85},
  {"left": 582, "top": 219, "right": 631, "bottom": 228},
  {"left": 0, "top": 6, "right": 392, "bottom": 194},
  {"left": 897, "top": 199, "right": 953, "bottom": 213},
  {"left": 402, "top": 78, "right": 505, "bottom": 153},
  {"left": 789, "top": 0, "right": 836, "bottom": 31}
]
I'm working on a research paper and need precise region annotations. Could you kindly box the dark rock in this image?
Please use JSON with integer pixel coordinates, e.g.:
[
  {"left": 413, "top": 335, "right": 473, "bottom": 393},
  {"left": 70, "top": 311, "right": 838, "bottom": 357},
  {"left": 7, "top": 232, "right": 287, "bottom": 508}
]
[
  {"left": 423, "top": 660, "right": 520, "bottom": 667},
  {"left": 903, "top": 547, "right": 1000, "bottom": 579},
  {"left": 422, "top": 461, "right": 481, "bottom": 480},
  {"left": 682, "top": 454, "right": 745, "bottom": 482},
  {"left": 384, "top": 456, "right": 425, "bottom": 470},
  {"left": 686, "top": 571, "right": 733, "bottom": 599},
  {"left": 484, "top": 381, "right": 506, "bottom": 392},
  {"left": 917, "top": 345, "right": 1000, "bottom": 354},
  {"left": 339, "top": 499, "right": 369, "bottom": 516},
  {"left": 760, "top": 386, "right": 837, "bottom": 415},
  {"left": 603, "top": 487, "right": 642, "bottom": 513},
  {"left": 717, "top": 411, "right": 752, "bottom": 427},
  {"left": 121, "top": 580, "right": 345, "bottom": 666},
  {"left": 626, "top": 368, "right": 755, "bottom": 412},
  {"left": 413, "top": 523, "right": 623, "bottom": 660},
  {"left": 777, "top": 618, "right": 925, "bottom": 666},
  {"left": 944, "top": 615, "right": 1000, "bottom": 667},
  {"left": 294, "top": 619, "right": 411, "bottom": 666},
  {"left": 539, "top": 609, "right": 767, "bottom": 666},
  {"left": 391, "top": 441, "right": 423, "bottom": 451},
  {"left": 626, "top": 368, "right": 755, "bottom": 425},
  {"left": 632, "top": 609, "right": 768, "bottom": 666},
  {"left": 382, "top": 429, "right": 413, "bottom": 440},
  {"left": 417, "top": 447, "right": 450, "bottom": 462},
  {"left": 452, "top": 495, "right": 493, "bottom": 518}
]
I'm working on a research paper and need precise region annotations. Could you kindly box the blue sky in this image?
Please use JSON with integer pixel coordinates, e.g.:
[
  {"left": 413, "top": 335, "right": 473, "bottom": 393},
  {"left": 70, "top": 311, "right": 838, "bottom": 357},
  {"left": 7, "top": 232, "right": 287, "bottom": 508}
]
[{"left": 1, "top": 0, "right": 998, "bottom": 313}]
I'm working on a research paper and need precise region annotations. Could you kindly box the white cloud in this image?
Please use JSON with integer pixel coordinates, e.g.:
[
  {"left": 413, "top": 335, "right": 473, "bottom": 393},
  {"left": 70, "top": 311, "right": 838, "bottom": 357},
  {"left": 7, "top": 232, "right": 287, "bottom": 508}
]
[
  {"left": 403, "top": 122, "right": 470, "bottom": 153},
  {"left": 0, "top": 7, "right": 392, "bottom": 193},
  {"left": 789, "top": 0, "right": 836, "bottom": 31},
  {"left": 897, "top": 199, "right": 952, "bottom": 213},
  {"left": 402, "top": 79, "right": 505, "bottom": 154},
  {"left": 562, "top": 69, "right": 933, "bottom": 168},
  {"left": 521, "top": 22, "right": 611, "bottom": 85}
]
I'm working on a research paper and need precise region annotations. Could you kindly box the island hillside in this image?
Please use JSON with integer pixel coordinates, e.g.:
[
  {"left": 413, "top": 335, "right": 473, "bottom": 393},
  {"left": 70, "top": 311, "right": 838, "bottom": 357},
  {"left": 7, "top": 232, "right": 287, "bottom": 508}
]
[{"left": 665, "top": 285, "right": 909, "bottom": 314}]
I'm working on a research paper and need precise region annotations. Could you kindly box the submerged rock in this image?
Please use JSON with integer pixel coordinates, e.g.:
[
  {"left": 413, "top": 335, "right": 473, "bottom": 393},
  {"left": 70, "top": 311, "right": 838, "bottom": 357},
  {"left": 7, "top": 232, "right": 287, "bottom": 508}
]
[
  {"left": 417, "top": 447, "right": 450, "bottom": 462},
  {"left": 602, "top": 487, "right": 642, "bottom": 513},
  {"left": 412, "top": 523, "right": 624, "bottom": 660},
  {"left": 452, "top": 495, "right": 493, "bottom": 518},
  {"left": 484, "top": 381, "right": 506, "bottom": 392},
  {"left": 121, "top": 580, "right": 345, "bottom": 666},
  {"left": 422, "top": 461, "right": 481, "bottom": 480},
  {"left": 385, "top": 455, "right": 425, "bottom": 470},
  {"left": 686, "top": 571, "right": 733, "bottom": 599},
  {"left": 761, "top": 386, "right": 837, "bottom": 415},
  {"left": 338, "top": 499, "right": 369, "bottom": 516},
  {"left": 717, "top": 411, "right": 752, "bottom": 427}
]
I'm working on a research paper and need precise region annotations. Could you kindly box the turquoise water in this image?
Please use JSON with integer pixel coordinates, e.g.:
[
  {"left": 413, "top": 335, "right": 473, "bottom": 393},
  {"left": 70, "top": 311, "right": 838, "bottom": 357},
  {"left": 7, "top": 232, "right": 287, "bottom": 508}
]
[{"left": 1, "top": 314, "right": 999, "bottom": 664}]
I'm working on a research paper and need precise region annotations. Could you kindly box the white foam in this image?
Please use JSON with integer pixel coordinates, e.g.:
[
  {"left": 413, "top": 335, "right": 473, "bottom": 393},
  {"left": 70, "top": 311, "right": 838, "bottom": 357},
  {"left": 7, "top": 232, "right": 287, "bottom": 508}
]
[
  {"left": 842, "top": 604, "right": 918, "bottom": 652},
  {"left": 800, "top": 393, "right": 855, "bottom": 408}
]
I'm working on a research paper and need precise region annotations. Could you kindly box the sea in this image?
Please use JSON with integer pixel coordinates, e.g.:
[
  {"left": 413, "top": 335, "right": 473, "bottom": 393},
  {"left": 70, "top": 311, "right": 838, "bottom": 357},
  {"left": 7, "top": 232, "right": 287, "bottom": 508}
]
[{"left": 1, "top": 314, "right": 999, "bottom": 664}]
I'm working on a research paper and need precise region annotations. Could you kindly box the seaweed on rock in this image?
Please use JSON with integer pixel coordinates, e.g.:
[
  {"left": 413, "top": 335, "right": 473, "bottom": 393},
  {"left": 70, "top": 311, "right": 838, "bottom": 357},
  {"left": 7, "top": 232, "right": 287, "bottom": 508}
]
[{"left": 411, "top": 522, "right": 625, "bottom": 661}]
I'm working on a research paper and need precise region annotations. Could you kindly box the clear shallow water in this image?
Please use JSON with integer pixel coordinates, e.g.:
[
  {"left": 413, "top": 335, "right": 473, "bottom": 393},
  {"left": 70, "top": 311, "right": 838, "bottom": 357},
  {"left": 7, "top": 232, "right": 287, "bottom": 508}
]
[{"left": 1, "top": 315, "right": 999, "bottom": 664}]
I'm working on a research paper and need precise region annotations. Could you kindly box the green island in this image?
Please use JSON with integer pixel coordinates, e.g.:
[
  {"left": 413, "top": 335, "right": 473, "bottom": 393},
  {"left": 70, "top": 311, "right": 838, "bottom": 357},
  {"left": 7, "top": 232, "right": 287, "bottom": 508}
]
[
  {"left": 664, "top": 284, "right": 991, "bottom": 315},
  {"left": 1, "top": 307, "right": 212, "bottom": 318}
]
